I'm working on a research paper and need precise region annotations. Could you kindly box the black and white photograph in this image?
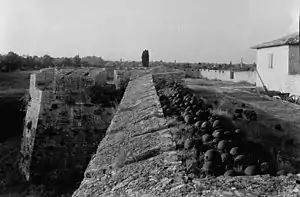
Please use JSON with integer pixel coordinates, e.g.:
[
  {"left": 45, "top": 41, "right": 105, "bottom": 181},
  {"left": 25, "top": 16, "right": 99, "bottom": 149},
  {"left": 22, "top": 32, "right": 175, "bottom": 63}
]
[{"left": 0, "top": 0, "right": 300, "bottom": 196}]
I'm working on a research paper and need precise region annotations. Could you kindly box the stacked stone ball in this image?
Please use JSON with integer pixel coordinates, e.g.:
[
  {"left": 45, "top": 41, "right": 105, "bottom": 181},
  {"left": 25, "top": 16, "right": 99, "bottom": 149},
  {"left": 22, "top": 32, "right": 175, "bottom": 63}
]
[
  {"left": 156, "top": 81, "right": 279, "bottom": 177},
  {"left": 233, "top": 108, "right": 257, "bottom": 121}
]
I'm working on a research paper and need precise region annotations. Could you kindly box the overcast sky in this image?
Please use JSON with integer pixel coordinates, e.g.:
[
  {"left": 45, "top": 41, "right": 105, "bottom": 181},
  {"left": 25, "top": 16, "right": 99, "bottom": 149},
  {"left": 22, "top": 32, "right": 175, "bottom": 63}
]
[{"left": 0, "top": 0, "right": 299, "bottom": 63}]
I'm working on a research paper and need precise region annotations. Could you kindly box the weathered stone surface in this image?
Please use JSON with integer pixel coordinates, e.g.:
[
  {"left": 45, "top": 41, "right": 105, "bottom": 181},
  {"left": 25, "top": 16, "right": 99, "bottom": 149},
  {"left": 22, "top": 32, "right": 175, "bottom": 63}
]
[
  {"left": 114, "top": 68, "right": 151, "bottom": 89},
  {"left": 72, "top": 72, "right": 300, "bottom": 197},
  {"left": 19, "top": 69, "right": 44, "bottom": 180}
]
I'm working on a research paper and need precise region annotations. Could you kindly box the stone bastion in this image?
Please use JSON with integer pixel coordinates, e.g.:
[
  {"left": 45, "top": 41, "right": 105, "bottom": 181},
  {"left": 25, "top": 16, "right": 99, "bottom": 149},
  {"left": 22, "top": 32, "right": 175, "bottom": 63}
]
[
  {"left": 72, "top": 68, "right": 299, "bottom": 197},
  {"left": 20, "top": 66, "right": 300, "bottom": 196}
]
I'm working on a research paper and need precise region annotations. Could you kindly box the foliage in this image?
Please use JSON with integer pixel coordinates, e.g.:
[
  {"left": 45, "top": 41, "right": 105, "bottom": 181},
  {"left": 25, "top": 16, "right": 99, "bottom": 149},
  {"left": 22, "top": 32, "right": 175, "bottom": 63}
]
[
  {"left": 87, "top": 83, "right": 124, "bottom": 107},
  {"left": 141, "top": 50, "right": 149, "bottom": 67},
  {"left": 0, "top": 52, "right": 106, "bottom": 72},
  {"left": 28, "top": 123, "right": 105, "bottom": 195},
  {"left": 73, "top": 55, "right": 81, "bottom": 67}
]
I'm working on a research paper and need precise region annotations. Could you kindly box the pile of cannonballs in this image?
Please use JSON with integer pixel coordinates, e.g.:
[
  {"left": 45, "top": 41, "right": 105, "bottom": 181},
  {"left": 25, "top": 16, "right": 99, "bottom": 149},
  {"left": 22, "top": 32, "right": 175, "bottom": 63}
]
[{"left": 155, "top": 81, "right": 280, "bottom": 177}]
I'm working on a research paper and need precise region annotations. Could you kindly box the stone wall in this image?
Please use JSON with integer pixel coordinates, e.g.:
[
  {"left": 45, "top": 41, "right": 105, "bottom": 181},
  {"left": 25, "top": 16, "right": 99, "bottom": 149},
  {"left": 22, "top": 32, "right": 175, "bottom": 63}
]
[
  {"left": 19, "top": 69, "right": 44, "bottom": 180},
  {"left": 72, "top": 73, "right": 178, "bottom": 197},
  {"left": 88, "top": 68, "right": 107, "bottom": 85},
  {"left": 114, "top": 66, "right": 185, "bottom": 89},
  {"left": 20, "top": 67, "right": 112, "bottom": 182},
  {"left": 72, "top": 72, "right": 300, "bottom": 197},
  {"left": 114, "top": 68, "right": 151, "bottom": 89}
]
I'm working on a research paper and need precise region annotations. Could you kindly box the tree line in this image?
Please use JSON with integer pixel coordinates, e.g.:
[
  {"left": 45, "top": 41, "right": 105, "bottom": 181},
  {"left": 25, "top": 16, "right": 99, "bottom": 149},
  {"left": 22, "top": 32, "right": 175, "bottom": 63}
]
[{"left": 0, "top": 52, "right": 107, "bottom": 72}]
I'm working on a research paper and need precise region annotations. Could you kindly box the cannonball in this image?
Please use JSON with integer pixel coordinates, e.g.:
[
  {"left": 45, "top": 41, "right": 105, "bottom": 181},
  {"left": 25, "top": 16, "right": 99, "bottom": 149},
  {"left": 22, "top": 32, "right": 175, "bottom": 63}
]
[
  {"left": 276, "top": 170, "right": 287, "bottom": 176},
  {"left": 202, "top": 134, "right": 212, "bottom": 144},
  {"left": 244, "top": 165, "right": 260, "bottom": 176},
  {"left": 218, "top": 140, "right": 231, "bottom": 152},
  {"left": 260, "top": 162, "right": 270, "bottom": 174},
  {"left": 202, "top": 161, "right": 216, "bottom": 175},
  {"left": 212, "top": 130, "right": 224, "bottom": 138},
  {"left": 212, "top": 138, "right": 221, "bottom": 144},
  {"left": 212, "top": 120, "right": 221, "bottom": 129},
  {"left": 234, "top": 155, "right": 246, "bottom": 166},
  {"left": 194, "top": 121, "right": 203, "bottom": 128},
  {"left": 204, "top": 149, "right": 222, "bottom": 164},
  {"left": 221, "top": 153, "right": 234, "bottom": 166},
  {"left": 224, "top": 169, "right": 236, "bottom": 177},
  {"left": 184, "top": 138, "right": 194, "bottom": 150},
  {"left": 230, "top": 147, "right": 241, "bottom": 157}
]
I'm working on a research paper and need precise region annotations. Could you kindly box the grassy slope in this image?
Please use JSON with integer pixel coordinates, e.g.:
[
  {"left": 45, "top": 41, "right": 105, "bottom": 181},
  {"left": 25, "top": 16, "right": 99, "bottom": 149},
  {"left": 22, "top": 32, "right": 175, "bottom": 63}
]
[{"left": 0, "top": 71, "right": 31, "bottom": 93}]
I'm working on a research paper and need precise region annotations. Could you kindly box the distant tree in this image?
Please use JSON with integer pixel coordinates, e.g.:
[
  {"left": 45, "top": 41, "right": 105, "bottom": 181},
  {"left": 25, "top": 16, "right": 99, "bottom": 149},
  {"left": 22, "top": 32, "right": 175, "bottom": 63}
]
[
  {"left": 81, "top": 61, "right": 89, "bottom": 67},
  {"left": 23, "top": 55, "right": 35, "bottom": 70},
  {"left": 141, "top": 49, "right": 149, "bottom": 67},
  {"left": 61, "top": 57, "right": 73, "bottom": 67},
  {"left": 81, "top": 56, "right": 104, "bottom": 67},
  {"left": 42, "top": 54, "right": 54, "bottom": 68},
  {"left": 74, "top": 55, "right": 81, "bottom": 67},
  {"left": 1, "top": 51, "right": 22, "bottom": 71},
  {"left": 53, "top": 58, "right": 64, "bottom": 68}
]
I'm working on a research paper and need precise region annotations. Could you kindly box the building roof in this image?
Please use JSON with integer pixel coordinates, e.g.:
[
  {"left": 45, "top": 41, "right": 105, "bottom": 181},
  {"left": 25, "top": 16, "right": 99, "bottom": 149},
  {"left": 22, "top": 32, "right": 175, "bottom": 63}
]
[{"left": 251, "top": 32, "right": 299, "bottom": 49}]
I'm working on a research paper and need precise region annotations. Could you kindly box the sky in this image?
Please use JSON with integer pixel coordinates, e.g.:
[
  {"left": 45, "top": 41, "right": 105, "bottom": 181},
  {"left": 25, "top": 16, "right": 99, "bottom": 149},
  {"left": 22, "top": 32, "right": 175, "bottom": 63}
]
[{"left": 0, "top": 0, "right": 299, "bottom": 63}]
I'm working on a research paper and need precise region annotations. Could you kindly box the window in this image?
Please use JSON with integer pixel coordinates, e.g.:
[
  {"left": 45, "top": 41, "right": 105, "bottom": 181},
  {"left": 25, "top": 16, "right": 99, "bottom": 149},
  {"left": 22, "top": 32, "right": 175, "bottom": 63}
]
[{"left": 268, "top": 53, "right": 274, "bottom": 69}]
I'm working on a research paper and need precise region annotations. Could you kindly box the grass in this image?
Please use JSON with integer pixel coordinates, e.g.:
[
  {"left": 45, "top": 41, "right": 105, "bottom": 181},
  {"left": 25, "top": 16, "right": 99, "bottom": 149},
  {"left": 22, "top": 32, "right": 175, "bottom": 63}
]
[
  {"left": 0, "top": 71, "right": 31, "bottom": 91},
  {"left": 0, "top": 71, "right": 32, "bottom": 100},
  {"left": 185, "top": 78, "right": 300, "bottom": 172}
]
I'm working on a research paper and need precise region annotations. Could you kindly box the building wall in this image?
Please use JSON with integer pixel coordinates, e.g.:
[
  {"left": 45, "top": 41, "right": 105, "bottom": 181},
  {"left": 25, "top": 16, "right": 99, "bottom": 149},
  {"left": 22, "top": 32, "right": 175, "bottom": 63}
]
[
  {"left": 88, "top": 68, "right": 107, "bottom": 85},
  {"left": 283, "top": 75, "right": 300, "bottom": 95},
  {"left": 197, "top": 69, "right": 256, "bottom": 84},
  {"left": 256, "top": 46, "right": 289, "bottom": 91},
  {"left": 256, "top": 45, "right": 300, "bottom": 95},
  {"left": 289, "top": 45, "right": 300, "bottom": 74},
  {"left": 106, "top": 68, "right": 115, "bottom": 80}
]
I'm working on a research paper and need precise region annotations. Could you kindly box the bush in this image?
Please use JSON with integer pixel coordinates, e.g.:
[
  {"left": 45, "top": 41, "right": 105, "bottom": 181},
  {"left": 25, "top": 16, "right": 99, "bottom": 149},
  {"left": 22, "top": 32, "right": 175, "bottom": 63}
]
[{"left": 87, "top": 83, "right": 125, "bottom": 107}]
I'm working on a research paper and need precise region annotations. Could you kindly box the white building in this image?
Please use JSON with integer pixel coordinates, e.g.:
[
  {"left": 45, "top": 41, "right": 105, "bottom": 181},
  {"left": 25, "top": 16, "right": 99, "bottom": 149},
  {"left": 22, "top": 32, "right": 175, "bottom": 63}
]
[{"left": 251, "top": 32, "right": 300, "bottom": 95}]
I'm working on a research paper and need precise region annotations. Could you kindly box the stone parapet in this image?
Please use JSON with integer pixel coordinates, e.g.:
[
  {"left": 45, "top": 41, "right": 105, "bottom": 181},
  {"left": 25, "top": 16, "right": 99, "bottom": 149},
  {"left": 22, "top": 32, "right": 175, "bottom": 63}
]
[{"left": 72, "top": 72, "right": 300, "bottom": 197}]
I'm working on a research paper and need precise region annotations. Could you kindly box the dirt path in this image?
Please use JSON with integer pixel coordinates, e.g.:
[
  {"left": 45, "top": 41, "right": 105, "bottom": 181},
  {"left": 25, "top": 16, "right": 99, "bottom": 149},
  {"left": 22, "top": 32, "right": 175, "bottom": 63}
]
[{"left": 185, "top": 78, "right": 300, "bottom": 163}]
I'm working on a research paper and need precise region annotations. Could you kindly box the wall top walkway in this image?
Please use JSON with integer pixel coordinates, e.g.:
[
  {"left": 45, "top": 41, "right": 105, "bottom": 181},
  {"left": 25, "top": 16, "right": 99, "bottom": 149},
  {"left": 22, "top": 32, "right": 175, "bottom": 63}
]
[
  {"left": 72, "top": 73, "right": 180, "bottom": 197},
  {"left": 72, "top": 73, "right": 300, "bottom": 197}
]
